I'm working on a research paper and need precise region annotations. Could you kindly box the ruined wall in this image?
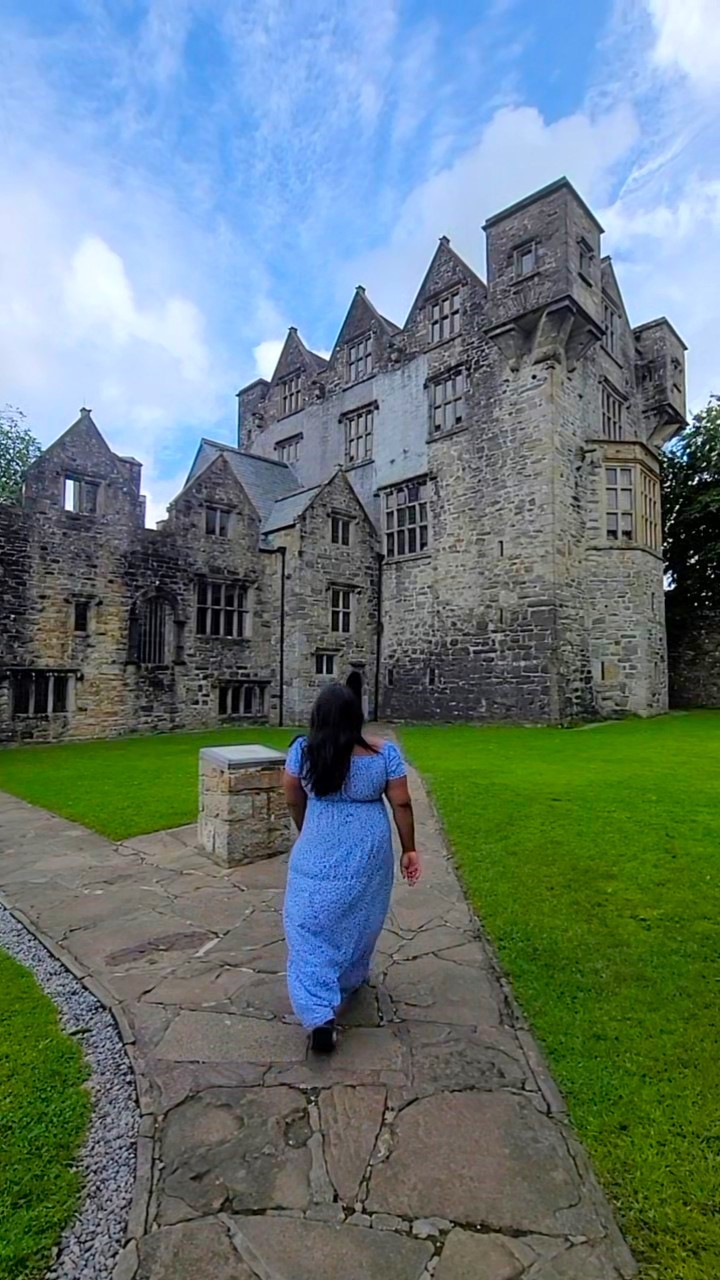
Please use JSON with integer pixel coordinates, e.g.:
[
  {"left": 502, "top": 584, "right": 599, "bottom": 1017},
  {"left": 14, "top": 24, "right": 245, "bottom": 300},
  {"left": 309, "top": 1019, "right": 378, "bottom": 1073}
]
[{"left": 667, "top": 604, "right": 720, "bottom": 709}]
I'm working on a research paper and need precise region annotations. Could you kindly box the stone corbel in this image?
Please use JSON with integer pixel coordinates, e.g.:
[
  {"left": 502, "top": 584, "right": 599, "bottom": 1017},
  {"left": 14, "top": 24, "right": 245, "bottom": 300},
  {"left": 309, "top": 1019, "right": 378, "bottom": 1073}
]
[{"left": 487, "top": 297, "right": 603, "bottom": 373}]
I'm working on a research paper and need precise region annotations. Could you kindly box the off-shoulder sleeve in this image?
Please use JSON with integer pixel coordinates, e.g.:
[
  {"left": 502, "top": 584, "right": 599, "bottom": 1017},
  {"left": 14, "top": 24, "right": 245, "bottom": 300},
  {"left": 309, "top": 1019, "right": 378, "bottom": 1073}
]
[
  {"left": 285, "top": 737, "right": 306, "bottom": 777},
  {"left": 383, "top": 741, "right": 407, "bottom": 780}
]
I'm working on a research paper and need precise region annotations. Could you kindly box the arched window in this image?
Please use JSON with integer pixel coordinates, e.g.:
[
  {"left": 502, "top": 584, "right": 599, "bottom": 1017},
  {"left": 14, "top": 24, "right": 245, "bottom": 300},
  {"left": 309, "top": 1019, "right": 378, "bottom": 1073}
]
[{"left": 129, "top": 592, "right": 182, "bottom": 666}]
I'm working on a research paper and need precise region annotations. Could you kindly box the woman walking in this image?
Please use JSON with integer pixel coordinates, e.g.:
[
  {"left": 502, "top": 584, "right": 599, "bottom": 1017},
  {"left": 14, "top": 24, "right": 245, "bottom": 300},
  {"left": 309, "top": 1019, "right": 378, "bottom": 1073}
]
[{"left": 283, "top": 684, "right": 421, "bottom": 1053}]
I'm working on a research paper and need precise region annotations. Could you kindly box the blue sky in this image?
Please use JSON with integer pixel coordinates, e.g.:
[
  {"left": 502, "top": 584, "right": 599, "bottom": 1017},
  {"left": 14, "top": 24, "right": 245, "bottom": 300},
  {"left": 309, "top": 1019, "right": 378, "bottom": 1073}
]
[{"left": 1, "top": 0, "right": 718, "bottom": 522}]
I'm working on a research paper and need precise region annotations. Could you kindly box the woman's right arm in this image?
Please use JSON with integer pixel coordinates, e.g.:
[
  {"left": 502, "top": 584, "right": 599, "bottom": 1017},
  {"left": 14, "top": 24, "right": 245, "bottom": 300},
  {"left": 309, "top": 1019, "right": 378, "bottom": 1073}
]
[{"left": 386, "top": 776, "right": 421, "bottom": 884}]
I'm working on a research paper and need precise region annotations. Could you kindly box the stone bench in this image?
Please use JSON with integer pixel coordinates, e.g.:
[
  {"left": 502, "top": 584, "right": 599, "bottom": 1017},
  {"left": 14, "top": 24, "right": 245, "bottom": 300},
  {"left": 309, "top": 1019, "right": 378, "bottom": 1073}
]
[{"left": 198, "top": 745, "right": 291, "bottom": 867}]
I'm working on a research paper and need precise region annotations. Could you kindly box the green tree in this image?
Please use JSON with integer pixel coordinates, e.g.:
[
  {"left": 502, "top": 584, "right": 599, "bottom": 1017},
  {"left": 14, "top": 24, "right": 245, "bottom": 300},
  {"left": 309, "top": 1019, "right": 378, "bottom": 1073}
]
[
  {"left": 662, "top": 395, "right": 720, "bottom": 616},
  {"left": 0, "top": 406, "right": 42, "bottom": 503}
]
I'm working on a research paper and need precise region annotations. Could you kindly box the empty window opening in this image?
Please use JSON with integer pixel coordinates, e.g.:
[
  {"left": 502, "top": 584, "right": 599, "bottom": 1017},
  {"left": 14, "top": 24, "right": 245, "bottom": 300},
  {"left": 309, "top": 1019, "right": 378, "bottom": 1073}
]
[
  {"left": 387, "top": 666, "right": 394, "bottom": 687},
  {"left": 196, "top": 580, "right": 248, "bottom": 638},
  {"left": 12, "top": 670, "right": 69, "bottom": 717},
  {"left": 427, "top": 667, "right": 437, "bottom": 688},
  {"left": 205, "top": 505, "right": 231, "bottom": 537},
  {"left": 330, "top": 587, "right": 353, "bottom": 634},
  {"left": 64, "top": 475, "right": 99, "bottom": 514},
  {"left": 347, "top": 334, "right": 373, "bottom": 383},
  {"left": 431, "top": 369, "right": 465, "bottom": 434},
  {"left": 218, "top": 682, "right": 266, "bottom": 718},
  {"left": 384, "top": 479, "right": 430, "bottom": 559},
  {"left": 331, "top": 515, "right": 351, "bottom": 546},
  {"left": 344, "top": 407, "right": 374, "bottom": 464},
  {"left": 578, "top": 238, "right": 594, "bottom": 281},
  {"left": 429, "top": 289, "right": 461, "bottom": 344},
  {"left": 315, "top": 652, "right": 335, "bottom": 675},
  {"left": 602, "top": 297, "right": 619, "bottom": 356},
  {"left": 498, "top": 539, "right": 505, "bottom": 557},
  {"left": 514, "top": 242, "right": 537, "bottom": 277},
  {"left": 74, "top": 601, "right": 90, "bottom": 633}
]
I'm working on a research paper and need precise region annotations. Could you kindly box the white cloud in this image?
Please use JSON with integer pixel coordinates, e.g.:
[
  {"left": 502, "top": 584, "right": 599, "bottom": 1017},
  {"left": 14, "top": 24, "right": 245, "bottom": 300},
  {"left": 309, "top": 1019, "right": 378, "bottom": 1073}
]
[
  {"left": 252, "top": 339, "right": 284, "bottom": 381},
  {"left": 352, "top": 103, "right": 639, "bottom": 322},
  {"left": 647, "top": 0, "right": 720, "bottom": 92}
]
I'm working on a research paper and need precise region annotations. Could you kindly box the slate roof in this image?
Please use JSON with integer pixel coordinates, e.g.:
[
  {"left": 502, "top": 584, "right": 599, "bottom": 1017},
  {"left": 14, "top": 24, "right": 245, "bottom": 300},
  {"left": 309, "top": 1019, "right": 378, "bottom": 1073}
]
[
  {"left": 185, "top": 440, "right": 300, "bottom": 522},
  {"left": 262, "top": 486, "right": 322, "bottom": 534}
]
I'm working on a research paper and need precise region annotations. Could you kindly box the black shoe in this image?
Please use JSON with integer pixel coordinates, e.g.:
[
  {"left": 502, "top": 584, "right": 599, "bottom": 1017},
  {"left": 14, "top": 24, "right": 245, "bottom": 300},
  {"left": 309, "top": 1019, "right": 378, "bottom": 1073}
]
[{"left": 310, "top": 1020, "right": 337, "bottom": 1054}]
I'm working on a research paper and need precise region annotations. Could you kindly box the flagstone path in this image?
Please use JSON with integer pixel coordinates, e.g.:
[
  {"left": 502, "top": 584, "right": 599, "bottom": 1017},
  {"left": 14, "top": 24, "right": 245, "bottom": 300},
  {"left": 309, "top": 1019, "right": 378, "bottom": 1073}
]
[{"left": 0, "top": 763, "right": 637, "bottom": 1280}]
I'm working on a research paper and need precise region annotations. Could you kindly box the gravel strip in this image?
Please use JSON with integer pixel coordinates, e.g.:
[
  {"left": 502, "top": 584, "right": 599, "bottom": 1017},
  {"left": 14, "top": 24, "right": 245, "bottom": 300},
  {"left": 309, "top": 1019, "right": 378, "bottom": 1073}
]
[{"left": 0, "top": 905, "right": 140, "bottom": 1280}]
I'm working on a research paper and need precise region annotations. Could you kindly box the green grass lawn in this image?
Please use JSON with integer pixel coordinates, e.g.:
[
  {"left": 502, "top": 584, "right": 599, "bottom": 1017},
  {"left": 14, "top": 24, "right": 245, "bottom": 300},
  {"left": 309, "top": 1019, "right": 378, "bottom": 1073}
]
[
  {"left": 0, "top": 950, "right": 90, "bottom": 1280},
  {"left": 0, "top": 726, "right": 297, "bottom": 841},
  {"left": 398, "top": 713, "right": 720, "bottom": 1280}
]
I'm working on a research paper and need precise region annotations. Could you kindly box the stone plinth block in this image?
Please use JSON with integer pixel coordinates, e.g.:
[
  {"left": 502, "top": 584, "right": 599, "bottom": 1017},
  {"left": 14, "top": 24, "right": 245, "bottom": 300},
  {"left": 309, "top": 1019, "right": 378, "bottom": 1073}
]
[{"left": 198, "top": 745, "right": 290, "bottom": 868}]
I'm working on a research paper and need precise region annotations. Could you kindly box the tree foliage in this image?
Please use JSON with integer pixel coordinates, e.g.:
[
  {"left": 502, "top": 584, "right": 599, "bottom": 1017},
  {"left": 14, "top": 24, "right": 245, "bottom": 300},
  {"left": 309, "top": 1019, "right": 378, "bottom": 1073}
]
[
  {"left": 0, "top": 406, "right": 42, "bottom": 504},
  {"left": 662, "top": 395, "right": 720, "bottom": 617}
]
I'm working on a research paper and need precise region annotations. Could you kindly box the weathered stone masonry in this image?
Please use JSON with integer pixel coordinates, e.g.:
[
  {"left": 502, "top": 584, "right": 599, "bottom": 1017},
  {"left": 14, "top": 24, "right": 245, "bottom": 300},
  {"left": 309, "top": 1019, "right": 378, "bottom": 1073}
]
[{"left": 0, "top": 178, "right": 688, "bottom": 742}]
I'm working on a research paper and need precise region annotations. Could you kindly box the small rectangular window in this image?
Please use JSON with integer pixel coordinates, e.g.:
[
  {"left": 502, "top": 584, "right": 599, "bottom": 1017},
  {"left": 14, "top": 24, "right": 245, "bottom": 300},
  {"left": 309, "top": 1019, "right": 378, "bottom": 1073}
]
[
  {"left": 601, "top": 385, "right": 623, "bottom": 440},
  {"left": 196, "top": 579, "right": 248, "bottom": 638},
  {"left": 384, "top": 479, "right": 430, "bottom": 559},
  {"left": 578, "top": 238, "right": 594, "bottom": 281},
  {"left": 347, "top": 334, "right": 373, "bottom": 383},
  {"left": 514, "top": 242, "right": 537, "bottom": 277},
  {"left": 281, "top": 373, "right": 302, "bottom": 416},
  {"left": 276, "top": 435, "right": 301, "bottom": 464},
  {"left": 315, "top": 652, "right": 335, "bottom": 675},
  {"left": 429, "top": 289, "right": 461, "bottom": 344},
  {"left": 427, "top": 667, "right": 437, "bottom": 687},
  {"left": 387, "top": 666, "right": 394, "bottom": 687},
  {"left": 64, "top": 476, "right": 99, "bottom": 514},
  {"left": 331, "top": 515, "right": 351, "bottom": 546},
  {"left": 330, "top": 587, "right": 353, "bottom": 634},
  {"left": 344, "top": 407, "right": 374, "bottom": 464},
  {"left": 602, "top": 297, "right": 619, "bottom": 356},
  {"left": 431, "top": 369, "right": 465, "bottom": 435},
  {"left": 498, "top": 540, "right": 504, "bottom": 557},
  {"left": 74, "top": 601, "right": 90, "bottom": 633},
  {"left": 205, "top": 505, "right": 231, "bottom": 536}
]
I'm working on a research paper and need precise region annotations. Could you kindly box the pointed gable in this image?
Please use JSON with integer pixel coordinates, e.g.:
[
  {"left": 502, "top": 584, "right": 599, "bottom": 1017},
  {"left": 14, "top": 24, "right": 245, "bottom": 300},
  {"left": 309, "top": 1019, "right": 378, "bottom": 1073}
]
[
  {"left": 270, "top": 327, "right": 328, "bottom": 387},
  {"left": 404, "top": 236, "right": 486, "bottom": 331},
  {"left": 180, "top": 440, "right": 299, "bottom": 522},
  {"left": 30, "top": 408, "right": 125, "bottom": 481},
  {"left": 331, "top": 286, "right": 398, "bottom": 357},
  {"left": 600, "top": 257, "right": 631, "bottom": 326}
]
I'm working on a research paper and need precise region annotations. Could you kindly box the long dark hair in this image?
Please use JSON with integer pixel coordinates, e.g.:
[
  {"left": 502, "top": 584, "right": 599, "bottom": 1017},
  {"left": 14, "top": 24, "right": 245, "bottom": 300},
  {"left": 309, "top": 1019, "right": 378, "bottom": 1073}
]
[{"left": 300, "top": 683, "right": 377, "bottom": 797}]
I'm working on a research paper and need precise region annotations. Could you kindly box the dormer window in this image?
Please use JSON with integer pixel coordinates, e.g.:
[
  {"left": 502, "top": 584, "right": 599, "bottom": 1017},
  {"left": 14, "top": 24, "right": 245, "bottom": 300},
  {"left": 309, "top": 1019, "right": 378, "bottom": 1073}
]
[
  {"left": 429, "top": 289, "right": 461, "bottom": 344},
  {"left": 64, "top": 475, "right": 99, "bottom": 514},
  {"left": 281, "top": 373, "right": 302, "bottom": 416},
  {"left": 205, "top": 505, "right": 231, "bottom": 536},
  {"left": 347, "top": 334, "right": 373, "bottom": 383},
  {"left": 514, "top": 242, "right": 537, "bottom": 278}
]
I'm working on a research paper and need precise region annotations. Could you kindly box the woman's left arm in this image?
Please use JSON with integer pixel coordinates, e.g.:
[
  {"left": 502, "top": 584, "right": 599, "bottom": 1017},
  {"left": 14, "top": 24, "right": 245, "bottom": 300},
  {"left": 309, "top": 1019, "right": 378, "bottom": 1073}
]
[{"left": 284, "top": 771, "right": 307, "bottom": 832}]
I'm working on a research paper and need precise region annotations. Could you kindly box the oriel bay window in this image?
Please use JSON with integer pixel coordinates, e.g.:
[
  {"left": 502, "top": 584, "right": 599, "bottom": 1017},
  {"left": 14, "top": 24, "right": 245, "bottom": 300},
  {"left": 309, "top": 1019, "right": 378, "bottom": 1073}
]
[
  {"left": 605, "top": 465, "right": 661, "bottom": 551},
  {"left": 384, "top": 479, "right": 429, "bottom": 559},
  {"left": 196, "top": 579, "right": 249, "bottom": 638}
]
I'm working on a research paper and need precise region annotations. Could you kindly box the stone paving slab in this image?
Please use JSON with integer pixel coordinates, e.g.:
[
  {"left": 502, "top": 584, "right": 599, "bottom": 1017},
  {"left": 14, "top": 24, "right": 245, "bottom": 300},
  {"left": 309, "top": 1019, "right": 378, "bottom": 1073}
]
[{"left": 0, "top": 756, "right": 637, "bottom": 1280}]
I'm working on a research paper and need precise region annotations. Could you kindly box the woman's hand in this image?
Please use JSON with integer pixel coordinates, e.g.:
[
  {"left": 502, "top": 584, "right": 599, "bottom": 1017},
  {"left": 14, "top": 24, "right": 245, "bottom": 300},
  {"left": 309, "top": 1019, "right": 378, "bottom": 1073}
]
[{"left": 400, "top": 850, "right": 421, "bottom": 886}]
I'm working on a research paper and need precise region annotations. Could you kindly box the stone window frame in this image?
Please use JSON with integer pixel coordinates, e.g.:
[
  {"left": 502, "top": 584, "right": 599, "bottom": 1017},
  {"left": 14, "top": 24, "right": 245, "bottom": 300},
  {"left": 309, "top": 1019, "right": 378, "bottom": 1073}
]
[
  {"left": 601, "top": 380, "right": 625, "bottom": 440},
  {"left": 604, "top": 462, "right": 661, "bottom": 553},
  {"left": 73, "top": 599, "right": 91, "bottom": 634},
  {"left": 383, "top": 476, "right": 430, "bottom": 561},
  {"left": 275, "top": 434, "right": 302, "bottom": 465},
  {"left": 196, "top": 578, "right": 251, "bottom": 640},
  {"left": 329, "top": 584, "right": 355, "bottom": 635},
  {"left": 342, "top": 404, "right": 374, "bottom": 465},
  {"left": 330, "top": 512, "right": 353, "bottom": 547},
  {"left": 128, "top": 591, "right": 183, "bottom": 667},
  {"left": 428, "top": 366, "right": 466, "bottom": 437},
  {"left": 218, "top": 681, "right": 267, "bottom": 718},
  {"left": 63, "top": 473, "right": 101, "bottom": 515},
  {"left": 428, "top": 287, "right": 462, "bottom": 346},
  {"left": 513, "top": 240, "right": 538, "bottom": 279},
  {"left": 280, "top": 372, "right": 302, "bottom": 417},
  {"left": 205, "top": 504, "right": 232, "bottom": 537},
  {"left": 347, "top": 333, "right": 373, "bottom": 384},
  {"left": 602, "top": 294, "right": 620, "bottom": 359},
  {"left": 578, "top": 236, "right": 595, "bottom": 285},
  {"left": 315, "top": 651, "right": 336, "bottom": 676},
  {"left": 10, "top": 669, "right": 73, "bottom": 718}
]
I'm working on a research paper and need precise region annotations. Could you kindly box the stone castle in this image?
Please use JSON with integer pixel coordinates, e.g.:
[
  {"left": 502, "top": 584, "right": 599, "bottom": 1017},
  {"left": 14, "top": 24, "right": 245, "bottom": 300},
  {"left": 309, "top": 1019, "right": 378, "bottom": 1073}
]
[{"left": 0, "top": 178, "right": 688, "bottom": 743}]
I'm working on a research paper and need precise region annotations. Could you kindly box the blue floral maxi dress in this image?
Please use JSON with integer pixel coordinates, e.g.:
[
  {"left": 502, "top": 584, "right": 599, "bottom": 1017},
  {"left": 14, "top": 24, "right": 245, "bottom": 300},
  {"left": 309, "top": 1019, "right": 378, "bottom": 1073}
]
[{"left": 283, "top": 737, "right": 407, "bottom": 1030}]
